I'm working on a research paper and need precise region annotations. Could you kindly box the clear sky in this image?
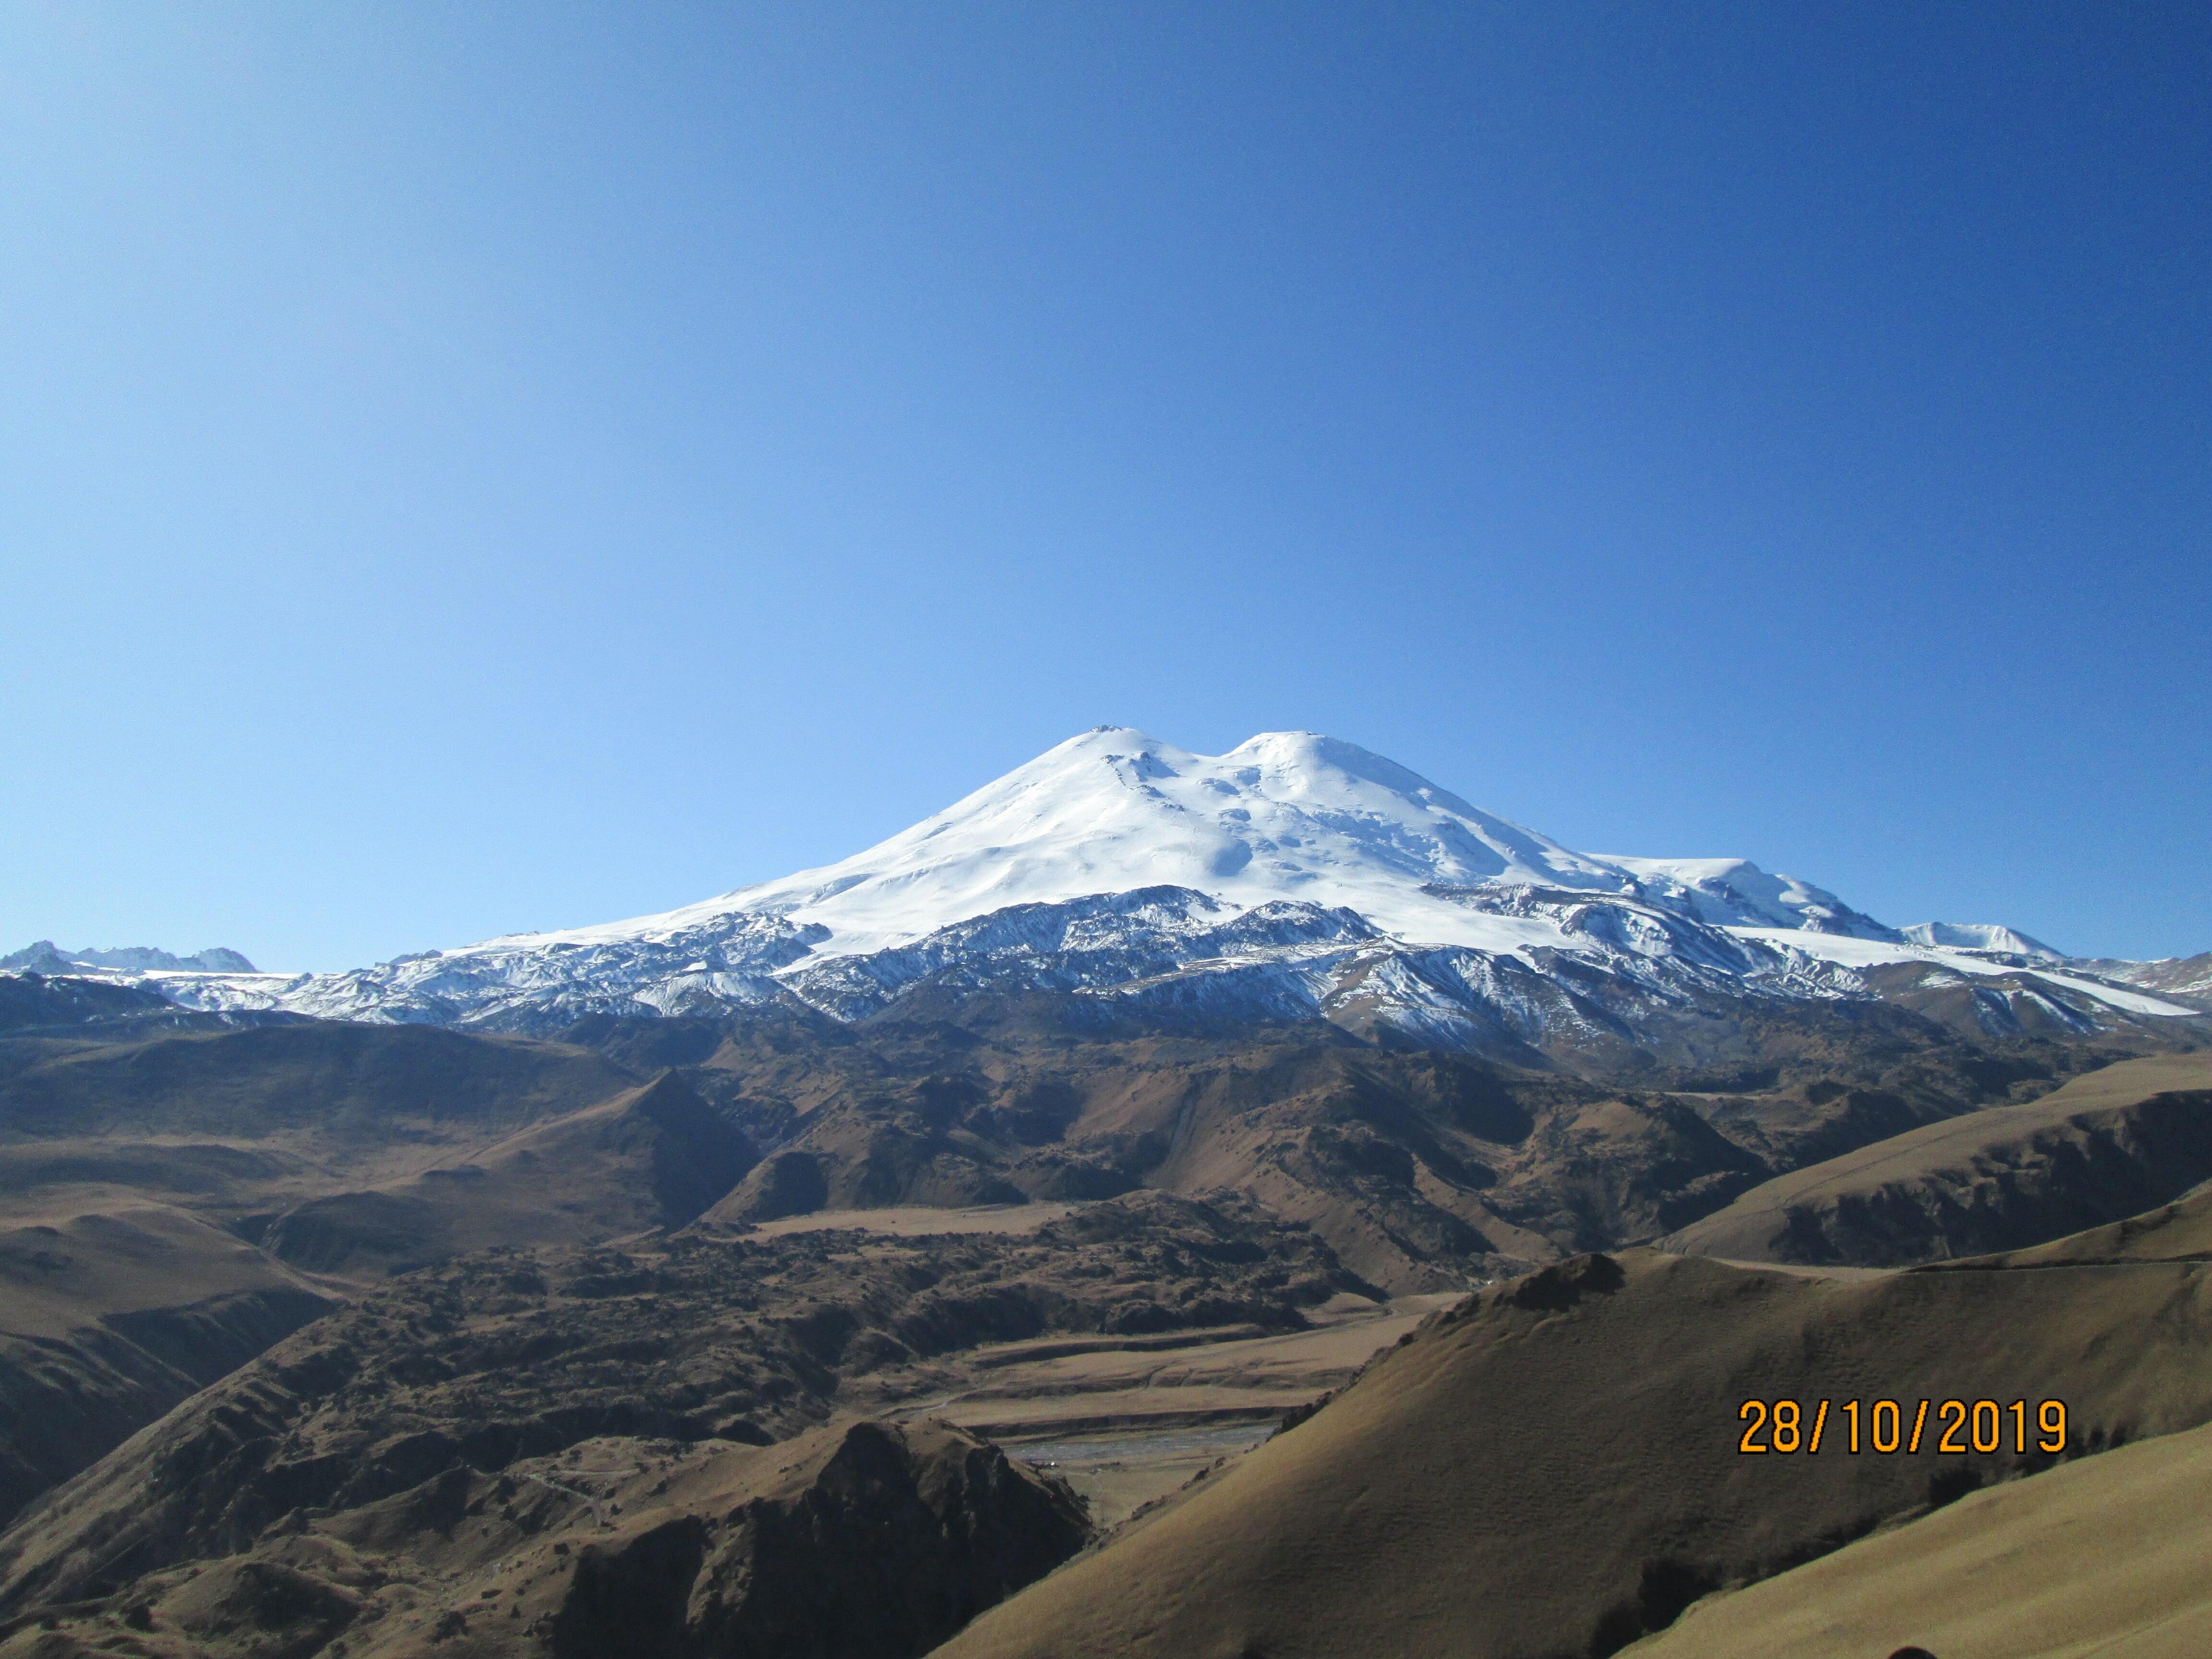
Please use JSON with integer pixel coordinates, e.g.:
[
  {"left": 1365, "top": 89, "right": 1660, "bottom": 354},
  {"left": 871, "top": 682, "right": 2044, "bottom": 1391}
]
[{"left": 4, "top": 2, "right": 2207, "bottom": 970}]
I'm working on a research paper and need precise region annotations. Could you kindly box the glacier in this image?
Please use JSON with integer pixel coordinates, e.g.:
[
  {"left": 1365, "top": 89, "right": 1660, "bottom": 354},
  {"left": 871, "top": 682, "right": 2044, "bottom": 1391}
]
[{"left": 35, "top": 727, "right": 2201, "bottom": 1046}]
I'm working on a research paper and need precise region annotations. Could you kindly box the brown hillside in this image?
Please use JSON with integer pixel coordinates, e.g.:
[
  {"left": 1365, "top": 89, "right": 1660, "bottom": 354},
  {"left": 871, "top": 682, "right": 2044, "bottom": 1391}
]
[
  {"left": 261, "top": 1073, "right": 755, "bottom": 1277},
  {"left": 0, "top": 1190, "right": 339, "bottom": 1529},
  {"left": 1623, "top": 1413, "right": 2212, "bottom": 1659},
  {"left": 0, "top": 1419, "right": 1087, "bottom": 1659},
  {"left": 0, "top": 1021, "right": 634, "bottom": 1155},
  {"left": 1970, "top": 1181, "right": 2212, "bottom": 1267},
  {"left": 0, "top": 1025, "right": 703, "bottom": 1532},
  {"left": 649, "top": 1010, "right": 2150, "bottom": 1290},
  {"left": 1661, "top": 1051, "right": 2212, "bottom": 1265},
  {"left": 0, "top": 1190, "right": 1355, "bottom": 1617},
  {"left": 931, "top": 1242, "right": 2212, "bottom": 1659}
]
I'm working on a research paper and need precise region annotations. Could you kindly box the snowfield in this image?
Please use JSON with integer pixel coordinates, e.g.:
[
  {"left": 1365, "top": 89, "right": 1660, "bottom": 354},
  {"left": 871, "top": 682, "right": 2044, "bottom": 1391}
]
[{"left": 43, "top": 727, "right": 2199, "bottom": 1043}]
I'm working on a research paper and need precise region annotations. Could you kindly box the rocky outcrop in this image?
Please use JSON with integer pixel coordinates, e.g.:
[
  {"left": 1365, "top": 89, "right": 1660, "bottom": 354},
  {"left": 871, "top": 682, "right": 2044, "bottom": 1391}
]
[
  {"left": 0, "top": 1192, "right": 1347, "bottom": 1614},
  {"left": 546, "top": 1421, "right": 1087, "bottom": 1659},
  {"left": 0, "top": 1421, "right": 1084, "bottom": 1659}
]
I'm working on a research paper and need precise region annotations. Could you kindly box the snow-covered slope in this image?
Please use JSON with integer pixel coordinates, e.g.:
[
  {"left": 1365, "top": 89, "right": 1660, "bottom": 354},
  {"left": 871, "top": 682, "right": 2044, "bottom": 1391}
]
[
  {"left": 89, "top": 727, "right": 2200, "bottom": 1045},
  {"left": 1898, "top": 922, "right": 2065, "bottom": 962},
  {"left": 505, "top": 729, "right": 1650, "bottom": 960},
  {"left": 2075, "top": 952, "right": 2212, "bottom": 999},
  {"left": 398, "top": 729, "right": 1896, "bottom": 961},
  {"left": 0, "top": 941, "right": 257, "bottom": 975},
  {"left": 1599, "top": 858, "right": 1891, "bottom": 935}
]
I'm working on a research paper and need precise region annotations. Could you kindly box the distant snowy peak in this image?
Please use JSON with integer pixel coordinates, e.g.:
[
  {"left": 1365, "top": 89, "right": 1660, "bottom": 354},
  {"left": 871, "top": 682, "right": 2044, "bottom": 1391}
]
[
  {"left": 521, "top": 726, "right": 1890, "bottom": 962},
  {"left": 1899, "top": 922, "right": 2066, "bottom": 963},
  {"left": 0, "top": 940, "right": 258, "bottom": 975},
  {"left": 58, "top": 727, "right": 2200, "bottom": 1043},
  {"left": 2092, "top": 952, "right": 2212, "bottom": 998},
  {"left": 1595, "top": 857, "right": 1897, "bottom": 939},
  {"left": 728, "top": 726, "right": 1632, "bottom": 955}
]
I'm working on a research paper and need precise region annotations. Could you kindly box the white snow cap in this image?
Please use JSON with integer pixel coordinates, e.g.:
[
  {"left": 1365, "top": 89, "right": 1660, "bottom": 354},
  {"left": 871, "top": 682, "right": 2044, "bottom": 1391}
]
[
  {"left": 116, "top": 726, "right": 2199, "bottom": 1027},
  {"left": 1899, "top": 922, "right": 2066, "bottom": 962},
  {"left": 529, "top": 727, "right": 1874, "bottom": 958}
]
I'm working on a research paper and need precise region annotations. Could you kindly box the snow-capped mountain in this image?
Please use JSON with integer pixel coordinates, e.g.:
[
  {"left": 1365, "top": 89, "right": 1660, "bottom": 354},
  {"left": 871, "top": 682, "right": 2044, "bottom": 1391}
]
[
  {"left": 1897, "top": 922, "right": 2067, "bottom": 962},
  {"left": 565, "top": 728, "right": 1895, "bottom": 954},
  {"left": 64, "top": 728, "right": 2204, "bottom": 1049},
  {"left": 0, "top": 940, "right": 257, "bottom": 975}
]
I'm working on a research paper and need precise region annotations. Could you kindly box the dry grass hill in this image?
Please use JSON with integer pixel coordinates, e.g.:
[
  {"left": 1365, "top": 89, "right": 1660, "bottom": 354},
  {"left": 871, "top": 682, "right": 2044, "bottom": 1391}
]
[
  {"left": 0, "top": 1191, "right": 339, "bottom": 1530},
  {"left": 1661, "top": 1051, "right": 2212, "bottom": 1265},
  {"left": 4, "top": 967, "right": 2210, "bottom": 1658},
  {"left": 0, "top": 1420, "right": 1087, "bottom": 1659},
  {"left": 933, "top": 1198, "right": 2212, "bottom": 1659},
  {"left": 1621, "top": 1413, "right": 2212, "bottom": 1659},
  {"left": 0, "top": 1190, "right": 1357, "bottom": 1626},
  {"left": 0, "top": 1016, "right": 746, "bottom": 1530},
  {"left": 582, "top": 1001, "right": 2173, "bottom": 1291}
]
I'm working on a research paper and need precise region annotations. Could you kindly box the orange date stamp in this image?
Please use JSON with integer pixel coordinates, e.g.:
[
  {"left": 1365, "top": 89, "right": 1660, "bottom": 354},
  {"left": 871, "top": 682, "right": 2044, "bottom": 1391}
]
[{"left": 1737, "top": 1397, "right": 2068, "bottom": 1455}]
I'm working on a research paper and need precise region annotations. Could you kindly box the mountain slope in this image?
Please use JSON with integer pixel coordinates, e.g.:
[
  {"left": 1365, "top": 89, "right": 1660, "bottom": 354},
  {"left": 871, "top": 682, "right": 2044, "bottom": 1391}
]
[
  {"left": 0, "top": 1414, "right": 1092, "bottom": 1659},
  {"left": 260, "top": 1072, "right": 757, "bottom": 1277},
  {"left": 2089, "top": 950, "right": 2212, "bottom": 999},
  {"left": 0, "top": 1190, "right": 1352, "bottom": 1616},
  {"left": 1623, "top": 1413, "right": 2212, "bottom": 1659},
  {"left": 0, "top": 1020, "right": 633, "bottom": 1153},
  {"left": 0, "top": 1020, "right": 713, "bottom": 1527},
  {"left": 1899, "top": 920, "right": 2065, "bottom": 961},
  {"left": 1661, "top": 1051, "right": 2212, "bottom": 1266},
  {"left": 573, "top": 1006, "right": 2140, "bottom": 1291},
  {"left": 0, "top": 943, "right": 257, "bottom": 975},
  {"left": 95, "top": 728, "right": 2194, "bottom": 1058},
  {"left": 932, "top": 1239, "right": 2212, "bottom": 1659},
  {"left": 0, "top": 1190, "right": 340, "bottom": 1530}
]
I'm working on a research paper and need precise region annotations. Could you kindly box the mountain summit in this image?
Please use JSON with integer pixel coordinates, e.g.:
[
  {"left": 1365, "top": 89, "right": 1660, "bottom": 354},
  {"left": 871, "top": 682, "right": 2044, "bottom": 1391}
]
[
  {"left": 68, "top": 729, "right": 2202, "bottom": 1047},
  {"left": 0, "top": 941, "right": 256, "bottom": 975},
  {"left": 579, "top": 727, "right": 1879, "bottom": 960},
  {"left": 711, "top": 727, "right": 1633, "bottom": 954}
]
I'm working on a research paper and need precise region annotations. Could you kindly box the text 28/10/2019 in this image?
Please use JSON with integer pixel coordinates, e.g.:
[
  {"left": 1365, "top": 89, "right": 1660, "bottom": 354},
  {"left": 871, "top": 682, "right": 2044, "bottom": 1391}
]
[{"left": 1737, "top": 1398, "right": 2067, "bottom": 1455}]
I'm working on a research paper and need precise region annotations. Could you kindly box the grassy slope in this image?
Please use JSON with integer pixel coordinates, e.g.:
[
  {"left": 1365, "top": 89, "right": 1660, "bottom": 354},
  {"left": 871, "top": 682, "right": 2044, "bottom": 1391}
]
[
  {"left": 1660, "top": 1051, "right": 2212, "bottom": 1265},
  {"left": 0, "top": 1023, "right": 666, "bottom": 1531},
  {"left": 1621, "top": 1414, "right": 2212, "bottom": 1659},
  {"left": 933, "top": 1231, "right": 2212, "bottom": 1659}
]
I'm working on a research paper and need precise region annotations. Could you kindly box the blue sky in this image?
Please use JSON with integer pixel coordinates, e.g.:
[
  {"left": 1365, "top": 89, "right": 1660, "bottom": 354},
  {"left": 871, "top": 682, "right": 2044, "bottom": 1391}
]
[{"left": 4, "top": 2, "right": 2207, "bottom": 969}]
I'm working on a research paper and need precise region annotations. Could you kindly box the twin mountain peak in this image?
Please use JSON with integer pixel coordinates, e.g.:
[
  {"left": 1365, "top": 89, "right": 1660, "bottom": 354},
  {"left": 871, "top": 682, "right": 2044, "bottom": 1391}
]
[{"left": 18, "top": 728, "right": 2203, "bottom": 1047}]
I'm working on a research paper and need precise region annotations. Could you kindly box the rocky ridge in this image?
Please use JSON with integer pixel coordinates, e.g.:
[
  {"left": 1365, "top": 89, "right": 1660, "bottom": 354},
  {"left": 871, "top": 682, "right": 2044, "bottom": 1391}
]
[
  {"left": 0, "top": 1190, "right": 1350, "bottom": 1615},
  {"left": 27, "top": 729, "right": 2197, "bottom": 1058}
]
